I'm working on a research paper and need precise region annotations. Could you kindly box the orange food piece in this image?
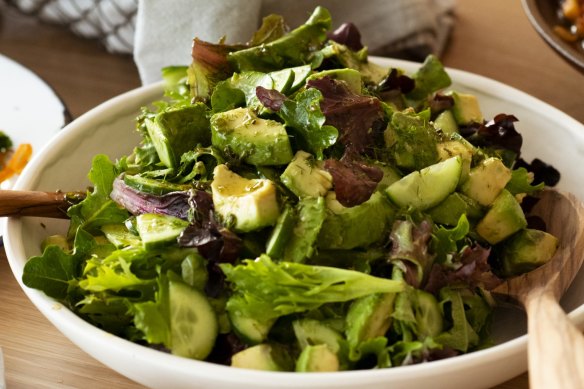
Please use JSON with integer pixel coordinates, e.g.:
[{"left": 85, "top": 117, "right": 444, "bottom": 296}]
[{"left": 0, "top": 143, "right": 33, "bottom": 183}]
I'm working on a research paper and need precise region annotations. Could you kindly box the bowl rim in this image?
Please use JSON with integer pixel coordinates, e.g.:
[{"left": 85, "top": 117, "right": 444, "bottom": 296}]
[
  {"left": 4, "top": 57, "right": 584, "bottom": 387},
  {"left": 522, "top": 0, "right": 584, "bottom": 71}
]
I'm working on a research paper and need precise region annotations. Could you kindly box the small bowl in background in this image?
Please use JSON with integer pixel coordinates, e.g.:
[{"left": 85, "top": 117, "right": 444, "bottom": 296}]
[{"left": 522, "top": 0, "right": 584, "bottom": 73}]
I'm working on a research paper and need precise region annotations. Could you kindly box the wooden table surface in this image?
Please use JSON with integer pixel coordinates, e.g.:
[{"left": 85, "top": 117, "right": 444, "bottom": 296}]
[{"left": 1, "top": 0, "right": 583, "bottom": 388}]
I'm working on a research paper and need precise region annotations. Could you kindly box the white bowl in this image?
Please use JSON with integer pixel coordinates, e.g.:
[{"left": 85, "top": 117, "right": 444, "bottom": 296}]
[{"left": 5, "top": 58, "right": 584, "bottom": 389}]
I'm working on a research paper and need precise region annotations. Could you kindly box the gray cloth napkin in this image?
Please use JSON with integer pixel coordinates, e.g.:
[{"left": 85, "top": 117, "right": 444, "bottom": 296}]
[
  {"left": 134, "top": 0, "right": 455, "bottom": 84},
  {"left": 7, "top": 0, "right": 455, "bottom": 84}
]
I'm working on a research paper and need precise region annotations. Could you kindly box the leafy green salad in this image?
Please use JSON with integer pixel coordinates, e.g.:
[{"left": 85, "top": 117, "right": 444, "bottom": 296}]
[{"left": 23, "top": 6, "right": 561, "bottom": 371}]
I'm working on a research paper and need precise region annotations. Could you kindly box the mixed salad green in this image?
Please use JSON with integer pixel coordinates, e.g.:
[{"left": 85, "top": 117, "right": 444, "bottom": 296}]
[{"left": 23, "top": 6, "right": 562, "bottom": 371}]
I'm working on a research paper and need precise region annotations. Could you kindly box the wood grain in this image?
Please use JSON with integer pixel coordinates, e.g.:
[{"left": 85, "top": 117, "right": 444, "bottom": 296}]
[
  {"left": 0, "top": 0, "right": 583, "bottom": 388},
  {"left": 0, "top": 190, "right": 85, "bottom": 218}
]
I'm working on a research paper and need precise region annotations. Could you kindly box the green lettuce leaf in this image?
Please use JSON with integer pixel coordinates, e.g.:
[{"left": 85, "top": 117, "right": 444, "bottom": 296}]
[
  {"left": 505, "top": 167, "right": 544, "bottom": 195},
  {"left": 278, "top": 88, "right": 338, "bottom": 159},
  {"left": 22, "top": 228, "right": 95, "bottom": 300},
  {"left": 228, "top": 6, "right": 332, "bottom": 72},
  {"left": 220, "top": 254, "right": 404, "bottom": 324},
  {"left": 67, "top": 154, "right": 130, "bottom": 237}
]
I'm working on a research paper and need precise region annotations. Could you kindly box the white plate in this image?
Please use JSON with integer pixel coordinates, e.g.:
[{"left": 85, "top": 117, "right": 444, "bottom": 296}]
[
  {"left": 0, "top": 54, "right": 68, "bottom": 187},
  {"left": 4, "top": 57, "right": 584, "bottom": 389}
]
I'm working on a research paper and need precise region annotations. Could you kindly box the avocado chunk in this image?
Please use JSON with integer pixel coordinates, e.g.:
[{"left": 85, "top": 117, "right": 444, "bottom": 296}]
[
  {"left": 41, "top": 234, "right": 70, "bottom": 252},
  {"left": 307, "top": 68, "right": 362, "bottom": 94},
  {"left": 231, "top": 344, "right": 293, "bottom": 371},
  {"left": 461, "top": 157, "right": 512, "bottom": 206},
  {"left": 145, "top": 103, "right": 211, "bottom": 169},
  {"left": 500, "top": 228, "right": 559, "bottom": 277},
  {"left": 292, "top": 318, "right": 343, "bottom": 355},
  {"left": 449, "top": 91, "right": 484, "bottom": 125},
  {"left": 211, "top": 164, "right": 280, "bottom": 232},
  {"left": 385, "top": 156, "right": 462, "bottom": 211},
  {"left": 476, "top": 189, "right": 527, "bottom": 245},
  {"left": 374, "top": 162, "right": 402, "bottom": 191},
  {"left": 135, "top": 213, "right": 189, "bottom": 250},
  {"left": 384, "top": 110, "right": 440, "bottom": 172},
  {"left": 427, "top": 192, "right": 484, "bottom": 226},
  {"left": 280, "top": 151, "right": 333, "bottom": 198},
  {"left": 318, "top": 191, "right": 395, "bottom": 250},
  {"left": 345, "top": 293, "right": 396, "bottom": 350},
  {"left": 295, "top": 344, "right": 340, "bottom": 372},
  {"left": 436, "top": 137, "right": 475, "bottom": 182},
  {"left": 210, "top": 107, "right": 293, "bottom": 166},
  {"left": 433, "top": 109, "right": 459, "bottom": 135}
]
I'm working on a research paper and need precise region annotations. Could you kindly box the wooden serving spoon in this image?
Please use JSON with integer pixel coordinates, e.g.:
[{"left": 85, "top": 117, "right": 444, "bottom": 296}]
[
  {"left": 493, "top": 189, "right": 584, "bottom": 389},
  {"left": 0, "top": 189, "right": 85, "bottom": 219},
  {"left": 2, "top": 188, "right": 584, "bottom": 387}
]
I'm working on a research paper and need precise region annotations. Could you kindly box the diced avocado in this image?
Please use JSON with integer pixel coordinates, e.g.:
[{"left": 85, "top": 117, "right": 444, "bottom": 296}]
[
  {"left": 145, "top": 103, "right": 211, "bottom": 168},
  {"left": 231, "top": 344, "right": 292, "bottom": 371},
  {"left": 282, "top": 196, "right": 326, "bottom": 262},
  {"left": 374, "top": 162, "right": 402, "bottom": 191},
  {"left": 307, "top": 68, "right": 362, "bottom": 94},
  {"left": 229, "top": 296, "right": 276, "bottom": 344},
  {"left": 135, "top": 213, "right": 189, "bottom": 250},
  {"left": 101, "top": 224, "right": 141, "bottom": 248},
  {"left": 436, "top": 138, "right": 475, "bottom": 181},
  {"left": 449, "top": 91, "right": 484, "bottom": 125},
  {"left": 384, "top": 110, "right": 440, "bottom": 172},
  {"left": 295, "top": 344, "right": 340, "bottom": 372},
  {"left": 211, "top": 164, "right": 280, "bottom": 232},
  {"left": 461, "top": 157, "right": 512, "bottom": 206},
  {"left": 265, "top": 205, "right": 296, "bottom": 259},
  {"left": 385, "top": 156, "right": 462, "bottom": 211},
  {"left": 476, "top": 189, "right": 527, "bottom": 245},
  {"left": 433, "top": 109, "right": 459, "bottom": 134},
  {"left": 427, "top": 192, "right": 484, "bottom": 226},
  {"left": 280, "top": 151, "right": 333, "bottom": 198},
  {"left": 169, "top": 278, "right": 218, "bottom": 360},
  {"left": 500, "top": 229, "right": 559, "bottom": 277},
  {"left": 317, "top": 191, "right": 395, "bottom": 250},
  {"left": 345, "top": 293, "right": 396, "bottom": 350},
  {"left": 123, "top": 174, "right": 190, "bottom": 196},
  {"left": 210, "top": 107, "right": 293, "bottom": 166},
  {"left": 41, "top": 234, "right": 70, "bottom": 252},
  {"left": 293, "top": 318, "right": 343, "bottom": 354}
]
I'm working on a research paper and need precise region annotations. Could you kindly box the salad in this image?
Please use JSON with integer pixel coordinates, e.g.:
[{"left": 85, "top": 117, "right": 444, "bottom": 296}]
[{"left": 23, "top": 6, "right": 561, "bottom": 371}]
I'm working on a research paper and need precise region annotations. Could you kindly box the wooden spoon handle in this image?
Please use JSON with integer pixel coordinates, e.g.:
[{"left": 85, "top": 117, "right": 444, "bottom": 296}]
[
  {"left": 0, "top": 190, "right": 85, "bottom": 219},
  {"left": 524, "top": 287, "right": 584, "bottom": 389}
]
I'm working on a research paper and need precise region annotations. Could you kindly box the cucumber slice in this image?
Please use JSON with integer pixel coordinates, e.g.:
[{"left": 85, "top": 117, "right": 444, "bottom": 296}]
[
  {"left": 124, "top": 174, "right": 189, "bottom": 195},
  {"left": 135, "top": 213, "right": 189, "bottom": 249},
  {"left": 385, "top": 156, "right": 462, "bottom": 211},
  {"left": 293, "top": 318, "right": 343, "bottom": 354},
  {"left": 169, "top": 279, "right": 218, "bottom": 359},
  {"left": 230, "top": 309, "right": 275, "bottom": 345}
]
